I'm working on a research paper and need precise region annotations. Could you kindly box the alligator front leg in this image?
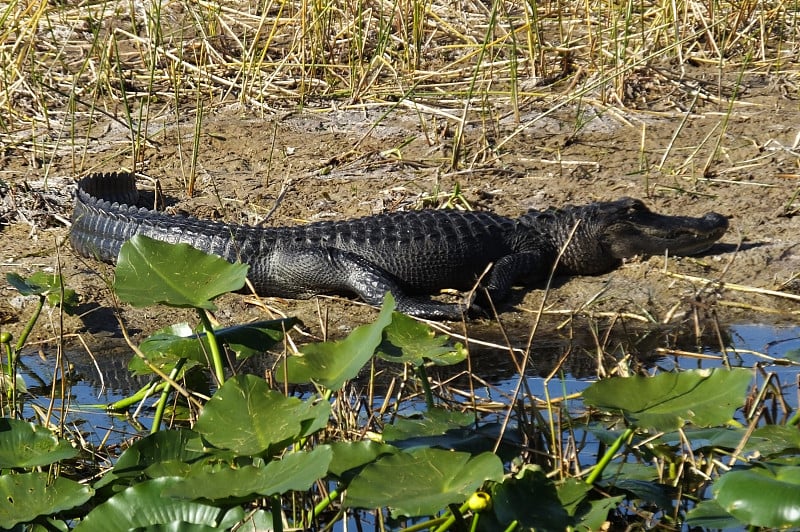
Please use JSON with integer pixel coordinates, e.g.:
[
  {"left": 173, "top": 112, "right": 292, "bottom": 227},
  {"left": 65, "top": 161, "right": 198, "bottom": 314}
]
[
  {"left": 481, "top": 250, "right": 552, "bottom": 308},
  {"left": 253, "top": 248, "right": 470, "bottom": 320}
]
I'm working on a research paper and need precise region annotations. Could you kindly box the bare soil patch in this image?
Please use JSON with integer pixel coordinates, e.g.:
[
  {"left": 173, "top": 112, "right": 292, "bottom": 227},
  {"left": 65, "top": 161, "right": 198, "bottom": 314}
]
[{"left": 2, "top": 74, "right": 800, "bottom": 362}]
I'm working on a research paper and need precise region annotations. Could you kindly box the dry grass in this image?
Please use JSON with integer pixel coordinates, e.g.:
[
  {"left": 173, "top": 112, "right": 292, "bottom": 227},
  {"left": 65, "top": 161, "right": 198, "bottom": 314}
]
[{"left": 1, "top": 0, "right": 797, "bottom": 176}]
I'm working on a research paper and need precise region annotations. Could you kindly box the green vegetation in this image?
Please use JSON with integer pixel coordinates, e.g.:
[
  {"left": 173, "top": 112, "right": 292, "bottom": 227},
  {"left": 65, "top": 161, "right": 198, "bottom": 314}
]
[
  {"left": 2, "top": 0, "right": 799, "bottom": 528},
  {"left": 2, "top": 238, "right": 800, "bottom": 530}
]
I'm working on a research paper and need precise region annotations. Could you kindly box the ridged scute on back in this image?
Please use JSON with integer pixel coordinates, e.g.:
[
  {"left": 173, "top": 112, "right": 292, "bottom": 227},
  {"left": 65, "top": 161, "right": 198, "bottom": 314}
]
[{"left": 70, "top": 173, "right": 523, "bottom": 275}]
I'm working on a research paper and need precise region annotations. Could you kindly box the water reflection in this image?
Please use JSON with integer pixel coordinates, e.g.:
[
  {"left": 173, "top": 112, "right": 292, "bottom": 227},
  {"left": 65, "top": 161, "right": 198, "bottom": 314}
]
[{"left": 11, "top": 322, "right": 800, "bottom": 447}]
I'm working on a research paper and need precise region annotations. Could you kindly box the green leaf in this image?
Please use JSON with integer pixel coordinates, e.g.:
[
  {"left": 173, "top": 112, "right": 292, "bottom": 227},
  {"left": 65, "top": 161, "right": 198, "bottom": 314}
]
[
  {"left": 276, "top": 293, "right": 395, "bottom": 389},
  {"left": 129, "top": 323, "right": 204, "bottom": 375},
  {"left": 656, "top": 426, "right": 749, "bottom": 452},
  {"left": 0, "top": 418, "right": 77, "bottom": 468},
  {"left": 746, "top": 425, "right": 800, "bottom": 457},
  {"left": 327, "top": 441, "right": 398, "bottom": 481},
  {"left": 383, "top": 408, "right": 474, "bottom": 443},
  {"left": 582, "top": 368, "right": 752, "bottom": 431},
  {"left": 380, "top": 409, "right": 519, "bottom": 455},
  {"left": 249, "top": 445, "right": 333, "bottom": 495},
  {"left": 218, "top": 318, "right": 298, "bottom": 359},
  {"left": 782, "top": 348, "right": 800, "bottom": 362},
  {"left": 376, "top": 312, "right": 465, "bottom": 366},
  {"left": 556, "top": 477, "right": 592, "bottom": 515},
  {"left": 114, "top": 235, "right": 249, "bottom": 309},
  {"left": 161, "top": 446, "right": 333, "bottom": 499},
  {"left": 131, "top": 318, "right": 296, "bottom": 375},
  {"left": 0, "top": 473, "right": 93, "bottom": 528},
  {"left": 552, "top": 477, "right": 623, "bottom": 530},
  {"left": 195, "top": 375, "right": 330, "bottom": 455},
  {"left": 74, "top": 477, "right": 242, "bottom": 531},
  {"left": 128, "top": 524, "right": 220, "bottom": 532},
  {"left": 491, "top": 465, "right": 573, "bottom": 530},
  {"left": 575, "top": 495, "right": 624, "bottom": 531},
  {"left": 598, "top": 478, "right": 674, "bottom": 511},
  {"left": 96, "top": 429, "right": 207, "bottom": 488},
  {"left": 236, "top": 509, "right": 274, "bottom": 531},
  {"left": 0, "top": 372, "right": 26, "bottom": 395},
  {"left": 344, "top": 448, "right": 503, "bottom": 517},
  {"left": 6, "top": 272, "right": 78, "bottom": 313},
  {"left": 598, "top": 461, "right": 660, "bottom": 482},
  {"left": 685, "top": 499, "right": 742, "bottom": 529},
  {"left": 713, "top": 463, "right": 800, "bottom": 528},
  {"left": 6, "top": 272, "right": 40, "bottom": 296}
]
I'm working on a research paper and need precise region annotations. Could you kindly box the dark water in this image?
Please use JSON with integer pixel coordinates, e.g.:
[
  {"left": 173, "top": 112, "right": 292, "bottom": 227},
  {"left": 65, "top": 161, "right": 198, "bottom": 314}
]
[{"left": 12, "top": 323, "right": 800, "bottom": 448}]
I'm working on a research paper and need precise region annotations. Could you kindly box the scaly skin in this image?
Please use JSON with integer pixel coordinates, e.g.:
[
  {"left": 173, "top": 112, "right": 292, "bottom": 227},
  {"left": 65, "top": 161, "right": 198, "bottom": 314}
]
[{"left": 71, "top": 172, "right": 729, "bottom": 319}]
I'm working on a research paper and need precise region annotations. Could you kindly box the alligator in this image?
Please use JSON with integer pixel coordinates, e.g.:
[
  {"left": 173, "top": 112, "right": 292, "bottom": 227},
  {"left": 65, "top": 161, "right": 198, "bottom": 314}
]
[{"left": 71, "top": 172, "right": 729, "bottom": 320}]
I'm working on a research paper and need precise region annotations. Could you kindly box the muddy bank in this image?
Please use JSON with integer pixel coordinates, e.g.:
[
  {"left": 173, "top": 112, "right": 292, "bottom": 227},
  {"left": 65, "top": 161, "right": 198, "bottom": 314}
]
[{"left": 2, "top": 97, "right": 800, "bottom": 363}]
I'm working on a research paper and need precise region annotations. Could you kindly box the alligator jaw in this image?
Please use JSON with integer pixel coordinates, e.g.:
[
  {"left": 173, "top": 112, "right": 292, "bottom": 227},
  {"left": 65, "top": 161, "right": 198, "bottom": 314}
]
[{"left": 606, "top": 210, "right": 729, "bottom": 259}]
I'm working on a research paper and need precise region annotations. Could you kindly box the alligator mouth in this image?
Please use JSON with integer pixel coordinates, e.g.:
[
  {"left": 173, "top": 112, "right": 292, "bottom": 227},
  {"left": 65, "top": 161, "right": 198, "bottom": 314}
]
[{"left": 607, "top": 212, "right": 729, "bottom": 258}]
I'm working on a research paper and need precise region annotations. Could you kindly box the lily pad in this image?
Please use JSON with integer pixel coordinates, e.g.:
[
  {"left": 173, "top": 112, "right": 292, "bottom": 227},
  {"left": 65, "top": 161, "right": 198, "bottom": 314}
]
[
  {"left": 74, "top": 477, "right": 244, "bottom": 531},
  {"left": 745, "top": 425, "right": 800, "bottom": 457},
  {"left": 383, "top": 408, "right": 475, "bottom": 443},
  {"left": 161, "top": 446, "right": 333, "bottom": 499},
  {"left": 114, "top": 235, "right": 249, "bottom": 310},
  {"left": 6, "top": 271, "right": 78, "bottom": 313},
  {"left": 276, "top": 293, "right": 395, "bottom": 389},
  {"left": 327, "top": 441, "right": 398, "bottom": 481},
  {"left": 376, "top": 312, "right": 466, "bottom": 366},
  {"left": 0, "top": 472, "right": 93, "bottom": 528},
  {"left": 582, "top": 368, "right": 752, "bottom": 431},
  {"left": 195, "top": 375, "right": 331, "bottom": 455},
  {"left": 344, "top": 447, "right": 503, "bottom": 517},
  {"left": 712, "top": 462, "right": 800, "bottom": 528},
  {"left": 0, "top": 418, "right": 77, "bottom": 468},
  {"left": 491, "top": 465, "right": 572, "bottom": 530},
  {"left": 96, "top": 429, "right": 207, "bottom": 488},
  {"left": 131, "top": 318, "right": 296, "bottom": 375},
  {"left": 685, "top": 499, "right": 743, "bottom": 529},
  {"left": 381, "top": 409, "right": 518, "bottom": 454}
]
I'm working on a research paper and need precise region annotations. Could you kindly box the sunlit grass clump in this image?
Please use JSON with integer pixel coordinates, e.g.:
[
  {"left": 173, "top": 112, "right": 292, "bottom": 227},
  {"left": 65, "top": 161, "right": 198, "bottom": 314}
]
[{"left": 1, "top": 0, "right": 796, "bottom": 174}]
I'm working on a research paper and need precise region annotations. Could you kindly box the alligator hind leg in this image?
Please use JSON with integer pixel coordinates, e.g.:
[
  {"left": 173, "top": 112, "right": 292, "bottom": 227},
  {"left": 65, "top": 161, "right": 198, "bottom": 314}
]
[{"left": 259, "top": 248, "right": 469, "bottom": 320}]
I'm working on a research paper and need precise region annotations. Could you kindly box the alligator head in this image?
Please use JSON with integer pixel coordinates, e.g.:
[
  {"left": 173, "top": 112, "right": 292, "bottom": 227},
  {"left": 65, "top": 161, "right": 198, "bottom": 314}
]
[
  {"left": 602, "top": 197, "right": 728, "bottom": 255},
  {"left": 526, "top": 197, "right": 729, "bottom": 276}
]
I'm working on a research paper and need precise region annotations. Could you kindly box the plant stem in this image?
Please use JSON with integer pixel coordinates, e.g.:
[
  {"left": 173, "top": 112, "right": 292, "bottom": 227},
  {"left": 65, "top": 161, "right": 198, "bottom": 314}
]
[
  {"left": 502, "top": 521, "right": 519, "bottom": 532},
  {"left": 585, "top": 427, "right": 634, "bottom": 485},
  {"left": 469, "top": 512, "right": 480, "bottom": 532},
  {"left": 15, "top": 295, "right": 44, "bottom": 353},
  {"left": 271, "top": 494, "right": 283, "bottom": 532},
  {"left": 108, "top": 380, "right": 165, "bottom": 411},
  {"left": 151, "top": 359, "right": 187, "bottom": 433},
  {"left": 415, "top": 364, "right": 435, "bottom": 409},
  {"left": 198, "top": 309, "right": 226, "bottom": 384},
  {"left": 308, "top": 487, "right": 338, "bottom": 524},
  {"left": 399, "top": 516, "right": 450, "bottom": 532},
  {"left": 432, "top": 501, "right": 470, "bottom": 532},
  {"left": 2, "top": 336, "right": 14, "bottom": 413}
]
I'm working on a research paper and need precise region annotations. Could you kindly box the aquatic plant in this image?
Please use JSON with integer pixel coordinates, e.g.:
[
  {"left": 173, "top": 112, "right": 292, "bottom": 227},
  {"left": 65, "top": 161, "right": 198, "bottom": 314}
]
[{"left": 3, "top": 239, "right": 799, "bottom": 530}]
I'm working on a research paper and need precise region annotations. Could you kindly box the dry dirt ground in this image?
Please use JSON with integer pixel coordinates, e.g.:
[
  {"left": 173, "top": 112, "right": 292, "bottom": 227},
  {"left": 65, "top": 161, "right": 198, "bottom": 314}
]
[{"left": 2, "top": 67, "right": 800, "bottom": 377}]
